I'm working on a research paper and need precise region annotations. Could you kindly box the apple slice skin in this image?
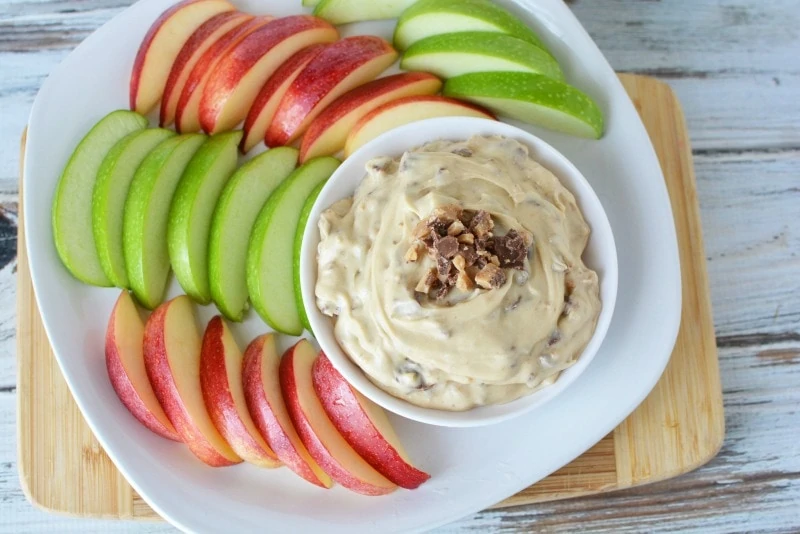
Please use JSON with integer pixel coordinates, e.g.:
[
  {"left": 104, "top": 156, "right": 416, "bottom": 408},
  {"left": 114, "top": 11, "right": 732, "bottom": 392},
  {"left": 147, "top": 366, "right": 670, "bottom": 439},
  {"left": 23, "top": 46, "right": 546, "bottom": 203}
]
[
  {"left": 242, "top": 335, "right": 332, "bottom": 488},
  {"left": 143, "top": 296, "right": 242, "bottom": 467},
  {"left": 129, "top": 0, "right": 235, "bottom": 114},
  {"left": 393, "top": 0, "right": 550, "bottom": 53},
  {"left": 293, "top": 180, "right": 326, "bottom": 333},
  {"left": 313, "top": 0, "right": 418, "bottom": 25},
  {"left": 312, "top": 354, "right": 430, "bottom": 489},
  {"left": 444, "top": 72, "right": 604, "bottom": 139},
  {"left": 208, "top": 147, "right": 299, "bottom": 322},
  {"left": 241, "top": 43, "right": 328, "bottom": 153},
  {"left": 167, "top": 131, "right": 242, "bottom": 305},
  {"left": 160, "top": 11, "right": 254, "bottom": 127},
  {"left": 92, "top": 128, "right": 176, "bottom": 289},
  {"left": 200, "top": 317, "right": 281, "bottom": 467},
  {"left": 400, "top": 32, "right": 563, "bottom": 81},
  {"left": 175, "top": 16, "right": 273, "bottom": 134},
  {"left": 53, "top": 110, "right": 148, "bottom": 287},
  {"left": 280, "top": 341, "right": 396, "bottom": 496},
  {"left": 265, "top": 35, "right": 398, "bottom": 147},
  {"left": 106, "top": 291, "right": 181, "bottom": 441}
]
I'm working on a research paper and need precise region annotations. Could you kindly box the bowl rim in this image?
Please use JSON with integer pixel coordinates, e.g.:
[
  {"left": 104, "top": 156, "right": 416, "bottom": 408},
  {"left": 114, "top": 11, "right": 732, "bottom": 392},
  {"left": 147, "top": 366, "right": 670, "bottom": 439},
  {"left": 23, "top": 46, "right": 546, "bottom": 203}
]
[{"left": 301, "top": 116, "right": 618, "bottom": 427}]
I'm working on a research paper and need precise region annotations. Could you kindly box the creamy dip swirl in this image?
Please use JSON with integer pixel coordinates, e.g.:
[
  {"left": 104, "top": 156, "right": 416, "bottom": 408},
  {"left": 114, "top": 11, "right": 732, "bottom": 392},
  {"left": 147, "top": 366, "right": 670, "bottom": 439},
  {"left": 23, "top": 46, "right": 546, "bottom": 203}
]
[{"left": 315, "top": 135, "right": 601, "bottom": 411}]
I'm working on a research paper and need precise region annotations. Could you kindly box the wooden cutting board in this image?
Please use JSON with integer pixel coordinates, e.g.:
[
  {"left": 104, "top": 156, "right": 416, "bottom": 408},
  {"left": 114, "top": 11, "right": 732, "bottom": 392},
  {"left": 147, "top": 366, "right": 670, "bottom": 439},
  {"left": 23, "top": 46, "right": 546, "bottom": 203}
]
[{"left": 16, "top": 74, "right": 724, "bottom": 518}]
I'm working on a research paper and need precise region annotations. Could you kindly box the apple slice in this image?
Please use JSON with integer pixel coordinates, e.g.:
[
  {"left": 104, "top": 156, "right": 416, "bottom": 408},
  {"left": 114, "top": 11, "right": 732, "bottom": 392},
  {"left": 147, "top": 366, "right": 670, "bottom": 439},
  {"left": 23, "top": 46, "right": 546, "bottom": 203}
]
[
  {"left": 293, "top": 180, "right": 325, "bottom": 333},
  {"left": 176, "top": 16, "right": 273, "bottom": 134},
  {"left": 265, "top": 36, "right": 397, "bottom": 147},
  {"left": 400, "top": 32, "right": 563, "bottom": 81},
  {"left": 345, "top": 95, "right": 495, "bottom": 157},
  {"left": 299, "top": 72, "right": 441, "bottom": 163},
  {"left": 313, "top": 354, "right": 430, "bottom": 489},
  {"left": 246, "top": 157, "right": 340, "bottom": 335},
  {"left": 123, "top": 134, "right": 207, "bottom": 309},
  {"left": 130, "top": 0, "right": 235, "bottom": 114},
  {"left": 313, "top": 0, "right": 418, "bottom": 25},
  {"left": 106, "top": 291, "right": 180, "bottom": 441},
  {"left": 93, "top": 128, "right": 175, "bottom": 289},
  {"left": 280, "top": 340, "right": 396, "bottom": 496},
  {"left": 199, "top": 15, "right": 339, "bottom": 134},
  {"left": 242, "top": 334, "right": 332, "bottom": 487},
  {"left": 241, "top": 44, "right": 327, "bottom": 153},
  {"left": 393, "top": 0, "right": 550, "bottom": 52},
  {"left": 167, "top": 131, "right": 241, "bottom": 305},
  {"left": 444, "top": 71, "right": 605, "bottom": 139},
  {"left": 143, "top": 296, "right": 242, "bottom": 466},
  {"left": 160, "top": 11, "right": 253, "bottom": 127},
  {"left": 209, "top": 147, "right": 298, "bottom": 322},
  {"left": 200, "top": 316, "right": 281, "bottom": 467},
  {"left": 53, "top": 110, "right": 148, "bottom": 287}
]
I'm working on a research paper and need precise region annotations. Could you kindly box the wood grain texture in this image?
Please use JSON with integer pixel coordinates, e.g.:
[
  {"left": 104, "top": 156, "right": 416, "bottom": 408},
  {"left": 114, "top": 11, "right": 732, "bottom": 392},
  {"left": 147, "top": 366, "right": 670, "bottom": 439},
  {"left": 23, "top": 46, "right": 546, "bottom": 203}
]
[{"left": 1, "top": 0, "right": 799, "bottom": 532}]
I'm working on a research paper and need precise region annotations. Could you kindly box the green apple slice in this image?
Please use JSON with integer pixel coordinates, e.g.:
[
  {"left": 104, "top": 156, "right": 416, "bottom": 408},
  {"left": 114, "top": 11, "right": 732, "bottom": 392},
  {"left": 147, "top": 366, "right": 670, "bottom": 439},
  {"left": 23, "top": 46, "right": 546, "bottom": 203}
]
[
  {"left": 167, "top": 131, "right": 241, "bottom": 305},
  {"left": 444, "top": 72, "right": 604, "bottom": 139},
  {"left": 123, "top": 134, "right": 206, "bottom": 309},
  {"left": 209, "top": 147, "right": 299, "bottom": 322},
  {"left": 313, "top": 0, "right": 418, "bottom": 24},
  {"left": 293, "top": 180, "right": 326, "bottom": 333},
  {"left": 394, "top": 0, "right": 550, "bottom": 53},
  {"left": 92, "top": 128, "right": 175, "bottom": 288},
  {"left": 52, "top": 110, "right": 148, "bottom": 286},
  {"left": 401, "top": 32, "right": 563, "bottom": 81},
  {"left": 247, "top": 157, "right": 340, "bottom": 335}
]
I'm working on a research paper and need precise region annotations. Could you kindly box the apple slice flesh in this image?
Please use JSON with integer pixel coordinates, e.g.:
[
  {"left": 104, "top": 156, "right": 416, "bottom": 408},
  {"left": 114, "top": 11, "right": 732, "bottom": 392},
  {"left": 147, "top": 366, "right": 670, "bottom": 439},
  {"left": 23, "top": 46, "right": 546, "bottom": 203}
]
[
  {"left": 313, "top": 354, "right": 430, "bottom": 489},
  {"left": 242, "top": 334, "right": 332, "bottom": 487},
  {"left": 53, "top": 110, "right": 148, "bottom": 287},
  {"left": 93, "top": 128, "right": 175, "bottom": 288},
  {"left": 209, "top": 147, "right": 299, "bottom": 322},
  {"left": 393, "top": 0, "right": 550, "bottom": 52},
  {"left": 299, "top": 72, "right": 442, "bottom": 163},
  {"left": 345, "top": 95, "right": 495, "bottom": 157},
  {"left": 106, "top": 291, "right": 180, "bottom": 441},
  {"left": 176, "top": 16, "right": 273, "bottom": 134},
  {"left": 400, "top": 32, "right": 563, "bottom": 81},
  {"left": 167, "top": 131, "right": 241, "bottom": 305},
  {"left": 200, "top": 317, "right": 281, "bottom": 467},
  {"left": 199, "top": 15, "right": 339, "bottom": 134},
  {"left": 313, "top": 0, "right": 418, "bottom": 24},
  {"left": 280, "top": 340, "right": 396, "bottom": 495},
  {"left": 123, "top": 134, "right": 207, "bottom": 309},
  {"left": 143, "top": 296, "right": 242, "bottom": 466},
  {"left": 293, "top": 180, "right": 326, "bottom": 333},
  {"left": 160, "top": 11, "right": 253, "bottom": 127},
  {"left": 130, "top": 0, "right": 235, "bottom": 114},
  {"left": 265, "top": 35, "right": 398, "bottom": 147},
  {"left": 444, "top": 71, "right": 604, "bottom": 139},
  {"left": 241, "top": 44, "right": 327, "bottom": 153},
  {"left": 246, "top": 157, "right": 340, "bottom": 335}
]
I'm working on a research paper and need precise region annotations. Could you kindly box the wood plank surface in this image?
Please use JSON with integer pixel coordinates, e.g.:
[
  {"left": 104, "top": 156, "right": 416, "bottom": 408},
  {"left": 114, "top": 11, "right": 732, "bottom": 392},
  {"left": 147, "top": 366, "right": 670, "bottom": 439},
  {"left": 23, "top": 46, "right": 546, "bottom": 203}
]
[{"left": 1, "top": 1, "right": 798, "bottom": 532}]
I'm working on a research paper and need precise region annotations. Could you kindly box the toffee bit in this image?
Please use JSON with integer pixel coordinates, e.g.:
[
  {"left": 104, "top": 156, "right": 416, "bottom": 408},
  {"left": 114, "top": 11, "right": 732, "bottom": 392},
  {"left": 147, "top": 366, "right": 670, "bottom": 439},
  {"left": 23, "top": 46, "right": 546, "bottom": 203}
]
[
  {"left": 430, "top": 204, "right": 463, "bottom": 224},
  {"left": 447, "top": 219, "right": 466, "bottom": 236},
  {"left": 415, "top": 268, "right": 438, "bottom": 294},
  {"left": 459, "top": 245, "right": 478, "bottom": 266},
  {"left": 456, "top": 271, "right": 474, "bottom": 291},
  {"left": 432, "top": 280, "right": 452, "bottom": 300},
  {"left": 457, "top": 232, "right": 475, "bottom": 245},
  {"left": 404, "top": 242, "right": 423, "bottom": 262},
  {"left": 470, "top": 210, "right": 494, "bottom": 237},
  {"left": 437, "top": 255, "right": 452, "bottom": 278},
  {"left": 413, "top": 220, "right": 432, "bottom": 239},
  {"left": 452, "top": 254, "right": 467, "bottom": 273},
  {"left": 459, "top": 210, "right": 475, "bottom": 227},
  {"left": 475, "top": 263, "right": 506, "bottom": 289},
  {"left": 435, "top": 235, "right": 459, "bottom": 259},
  {"left": 489, "top": 255, "right": 501, "bottom": 267}
]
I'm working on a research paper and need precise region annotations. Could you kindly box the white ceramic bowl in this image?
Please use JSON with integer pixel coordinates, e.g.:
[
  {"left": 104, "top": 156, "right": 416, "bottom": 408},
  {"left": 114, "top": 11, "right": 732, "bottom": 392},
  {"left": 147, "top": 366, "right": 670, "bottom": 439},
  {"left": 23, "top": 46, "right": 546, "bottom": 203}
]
[{"left": 301, "top": 117, "right": 618, "bottom": 427}]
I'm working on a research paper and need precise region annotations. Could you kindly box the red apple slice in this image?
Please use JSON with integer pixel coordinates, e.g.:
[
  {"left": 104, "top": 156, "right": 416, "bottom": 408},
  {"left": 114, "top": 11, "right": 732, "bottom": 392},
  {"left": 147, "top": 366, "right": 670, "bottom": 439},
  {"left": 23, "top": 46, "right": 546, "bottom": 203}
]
[
  {"left": 106, "top": 291, "right": 180, "bottom": 441},
  {"left": 265, "top": 36, "right": 398, "bottom": 147},
  {"left": 143, "top": 296, "right": 242, "bottom": 467},
  {"left": 242, "top": 334, "right": 332, "bottom": 488},
  {"left": 176, "top": 16, "right": 273, "bottom": 134},
  {"left": 313, "top": 354, "right": 430, "bottom": 489},
  {"left": 240, "top": 44, "right": 328, "bottom": 153},
  {"left": 299, "top": 72, "right": 441, "bottom": 163},
  {"left": 160, "top": 11, "right": 253, "bottom": 127},
  {"left": 280, "top": 340, "right": 396, "bottom": 496},
  {"left": 130, "top": 0, "right": 235, "bottom": 114},
  {"left": 199, "top": 15, "right": 338, "bottom": 134},
  {"left": 200, "top": 317, "right": 282, "bottom": 468},
  {"left": 345, "top": 95, "right": 495, "bottom": 157}
]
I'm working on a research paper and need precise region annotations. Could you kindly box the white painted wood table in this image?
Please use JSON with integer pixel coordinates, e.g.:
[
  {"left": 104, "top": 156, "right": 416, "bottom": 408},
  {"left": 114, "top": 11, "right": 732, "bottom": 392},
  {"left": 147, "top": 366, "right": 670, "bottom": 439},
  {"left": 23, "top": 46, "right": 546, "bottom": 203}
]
[{"left": 1, "top": 0, "right": 798, "bottom": 532}]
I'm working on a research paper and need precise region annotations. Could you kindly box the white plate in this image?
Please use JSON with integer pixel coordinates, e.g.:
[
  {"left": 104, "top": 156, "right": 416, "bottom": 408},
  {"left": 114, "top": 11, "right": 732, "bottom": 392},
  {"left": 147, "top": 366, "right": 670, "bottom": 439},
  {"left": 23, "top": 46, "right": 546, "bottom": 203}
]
[{"left": 24, "top": 0, "right": 682, "bottom": 532}]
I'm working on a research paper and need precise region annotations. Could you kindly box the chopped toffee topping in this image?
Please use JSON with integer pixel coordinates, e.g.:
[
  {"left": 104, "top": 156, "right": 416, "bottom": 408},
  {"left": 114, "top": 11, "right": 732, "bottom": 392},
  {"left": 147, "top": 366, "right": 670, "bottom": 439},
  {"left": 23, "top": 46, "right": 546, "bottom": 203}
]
[{"left": 408, "top": 204, "right": 533, "bottom": 299}]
